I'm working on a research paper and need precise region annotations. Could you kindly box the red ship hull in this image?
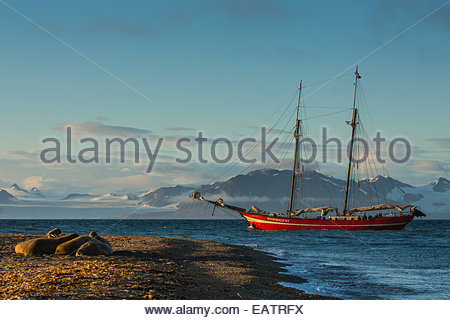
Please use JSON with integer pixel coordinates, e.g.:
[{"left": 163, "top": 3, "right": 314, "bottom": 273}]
[{"left": 240, "top": 212, "right": 414, "bottom": 231}]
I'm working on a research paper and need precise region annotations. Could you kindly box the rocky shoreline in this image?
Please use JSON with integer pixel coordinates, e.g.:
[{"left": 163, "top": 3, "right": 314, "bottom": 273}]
[{"left": 0, "top": 233, "right": 327, "bottom": 300}]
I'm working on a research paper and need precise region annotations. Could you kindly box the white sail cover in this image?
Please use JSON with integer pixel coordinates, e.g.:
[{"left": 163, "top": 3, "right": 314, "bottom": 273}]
[
  {"left": 346, "top": 204, "right": 412, "bottom": 214},
  {"left": 291, "top": 206, "right": 337, "bottom": 217}
]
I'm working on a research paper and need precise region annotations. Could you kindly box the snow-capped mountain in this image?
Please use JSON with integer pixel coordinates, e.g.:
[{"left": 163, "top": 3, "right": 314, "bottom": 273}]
[
  {"left": 430, "top": 177, "right": 450, "bottom": 193},
  {"left": 0, "top": 171, "right": 448, "bottom": 218},
  {"left": 0, "top": 189, "right": 18, "bottom": 203},
  {"left": 61, "top": 193, "right": 93, "bottom": 200},
  {"left": 137, "top": 170, "right": 449, "bottom": 219},
  {"left": 10, "top": 183, "right": 27, "bottom": 193},
  {"left": 4, "top": 183, "right": 45, "bottom": 199},
  {"left": 139, "top": 185, "right": 195, "bottom": 207}
]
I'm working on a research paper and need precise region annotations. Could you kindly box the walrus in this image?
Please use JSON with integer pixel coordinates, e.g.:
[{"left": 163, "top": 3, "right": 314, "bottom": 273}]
[
  {"left": 55, "top": 231, "right": 111, "bottom": 255},
  {"left": 89, "top": 231, "right": 111, "bottom": 247},
  {"left": 45, "top": 228, "right": 62, "bottom": 238},
  {"left": 15, "top": 233, "right": 79, "bottom": 256},
  {"left": 55, "top": 235, "right": 95, "bottom": 255},
  {"left": 75, "top": 238, "right": 113, "bottom": 256}
]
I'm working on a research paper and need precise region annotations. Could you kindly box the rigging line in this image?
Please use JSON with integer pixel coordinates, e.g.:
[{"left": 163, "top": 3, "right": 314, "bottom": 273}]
[
  {"left": 215, "top": 117, "right": 294, "bottom": 195},
  {"left": 261, "top": 87, "right": 300, "bottom": 124},
  {"left": 359, "top": 92, "right": 391, "bottom": 194},
  {"left": 240, "top": 126, "right": 294, "bottom": 202},
  {"left": 302, "top": 106, "right": 353, "bottom": 110},
  {"left": 301, "top": 72, "right": 354, "bottom": 88},
  {"left": 211, "top": 102, "right": 297, "bottom": 184},
  {"left": 241, "top": 121, "right": 295, "bottom": 180},
  {"left": 237, "top": 130, "right": 292, "bottom": 182},
  {"left": 215, "top": 206, "right": 242, "bottom": 220},
  {"left": 215, "top": 115, "right": 294, "bottom": 184},
  {"left": 0, "top": 0, "right": 153, "bottom": 103},
  {"left": 358, "top": 121, "right": 384, "bottom": 205},
  {"left": 237, "top": 129, "right": 293, "bottom": 178},
  {"left": 206, "top": 89, "right": 299, "bottom": 185},
  {"left": 303, "top": 0, "right": 450, "bottom": 101},
  {"left": 254, "top": 130, "right": 294, "bottom": 206},
  {"left": 355, "top": 83, "right": 392, "bottom": 206},
  {"left": 302, "top": 109, "right": 350, "bottom": 121}
]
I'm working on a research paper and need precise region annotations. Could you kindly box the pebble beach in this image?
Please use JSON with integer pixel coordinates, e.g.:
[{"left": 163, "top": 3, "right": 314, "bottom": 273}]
[{"left": 0, "top": 233, "right": 326, "bottom": 300}]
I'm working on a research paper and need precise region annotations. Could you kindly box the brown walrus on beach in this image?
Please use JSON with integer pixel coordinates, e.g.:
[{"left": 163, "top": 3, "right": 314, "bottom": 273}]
[
  {"left": 76, "top": 238, "right": 113, "bottom": 256},
  {"left": 45, "top": 228, "right": 61, "bottom": 238},
  {"left": 55, "top": 231, "right": 113, "bottom": 256},
  {"left": 15, "top": 232, "right": 79, "bottom": 256},
  {"left": 55, "top": 235, "right": 95, "bottom": 255},
  {"left": 89, "top": 231, "right": 112, "bottom": 248}
]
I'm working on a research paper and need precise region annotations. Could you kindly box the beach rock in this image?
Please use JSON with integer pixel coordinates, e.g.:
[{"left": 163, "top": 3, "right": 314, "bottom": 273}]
[
  {"left": 76, "top": 238, "right": 113, "bottom": 256},
  {"left": 15, "top": 233, "right": 79, "bottom": 256},
  {"left": 55, "top": 235, "right": 95, "bottom": 255}
]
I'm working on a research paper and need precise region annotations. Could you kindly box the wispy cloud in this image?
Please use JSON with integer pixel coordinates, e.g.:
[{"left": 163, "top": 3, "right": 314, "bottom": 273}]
[
  {"left": 424, "top": 137, "right": 450, "bottom": 150},
  {"left": 409, "top": 159, "right": 450, "bottom": 175},
  {"left": 166, "top": 127, "right": 196, "bottom": 132},
  {"left": 57, "top": 121, "right": 152, "bottom": 137},
  {"left": 0, "top": 149, "right": 38, "bottom": 161}
]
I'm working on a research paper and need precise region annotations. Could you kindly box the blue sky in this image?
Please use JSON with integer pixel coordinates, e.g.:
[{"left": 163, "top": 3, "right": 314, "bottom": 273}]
[{"left": 0, "top": 0, "right": 449, "bottom": 194}]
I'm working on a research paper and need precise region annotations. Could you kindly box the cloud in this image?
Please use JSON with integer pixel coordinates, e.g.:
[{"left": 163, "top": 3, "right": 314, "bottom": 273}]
[
  {"left": 424, "top": 138, "right": 450, "bottom": 150},
  {"left": 22, "top": 176, "right": 57, "bottom": 189},
  {"left": 97, "top": 174, "right": 153, "bottom": 190},
  {"left": 0, "top": 150, "right": 38, "bottom": 161},
  {"left": 57, "top": 121, "right": 152, "bottom": 137},
  {"left": 166, "top": 127, "right": 196, "bottom": 132},
  {"left": 87, "top": 18, "right": 157, "bottom": 38},
  {"left": 409, "top": 160, "right": 450, "bottom": 173}
]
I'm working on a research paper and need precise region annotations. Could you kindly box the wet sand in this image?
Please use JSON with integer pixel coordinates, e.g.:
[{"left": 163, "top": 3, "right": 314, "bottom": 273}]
[{"left": 0, "top": 233, "right": 327, "bottom": 300}]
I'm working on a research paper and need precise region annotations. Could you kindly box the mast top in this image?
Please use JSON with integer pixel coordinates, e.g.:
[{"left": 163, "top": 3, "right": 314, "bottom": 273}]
[
  {"left": 295, "top": 80, "right": 302, "bottom": 124},
  {"left": 355, "top": 65, "right": 361, "bottom": 79}
]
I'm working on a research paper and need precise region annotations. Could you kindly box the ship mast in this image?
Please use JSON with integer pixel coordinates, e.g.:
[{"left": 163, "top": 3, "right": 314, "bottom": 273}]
[
  {"left": 343, "top": 66, "right": 361, "bottom": 215},
  {"left": 288, "top": 81, "right": 302, "bottom": 215}
]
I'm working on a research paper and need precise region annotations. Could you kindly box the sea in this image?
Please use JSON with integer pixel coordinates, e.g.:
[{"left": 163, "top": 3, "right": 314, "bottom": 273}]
[{"left": 0, "top": 218, "right": 448, "bottom": 300}]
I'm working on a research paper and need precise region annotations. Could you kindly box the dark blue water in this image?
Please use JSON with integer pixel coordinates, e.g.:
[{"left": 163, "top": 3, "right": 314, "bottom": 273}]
[{"left": 1, "top": 219, "right": 448, "bottom": 299}]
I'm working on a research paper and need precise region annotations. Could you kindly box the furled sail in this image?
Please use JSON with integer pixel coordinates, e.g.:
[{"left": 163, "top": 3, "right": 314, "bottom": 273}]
[
  {"left": 346, "top": 204, "right": 413, "bottom": 215},
  {"left": 291, "top": 206, "right": 337, "bottom": 217}
]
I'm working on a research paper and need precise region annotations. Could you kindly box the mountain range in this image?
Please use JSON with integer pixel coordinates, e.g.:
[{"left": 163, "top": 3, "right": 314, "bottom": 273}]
[
  {"left": 136, "top": 169, "right": 449, "bottom": 219},
  {"left": 0, "top": 170, "right": 448, "bottom": 219}
]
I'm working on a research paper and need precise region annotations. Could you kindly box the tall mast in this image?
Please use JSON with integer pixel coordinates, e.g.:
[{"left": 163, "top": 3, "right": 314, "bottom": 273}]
[
  {"left": 343, "top": 66, "right": 361, "bottom": 215},
  {"left": 288, "top": 80, "right": 302, "bottom": 215}
]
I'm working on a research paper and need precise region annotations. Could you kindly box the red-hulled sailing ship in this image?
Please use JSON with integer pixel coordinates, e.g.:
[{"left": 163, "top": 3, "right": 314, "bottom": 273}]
[{"left": 189, "top": 66, "right": 425, "bottom": 230}]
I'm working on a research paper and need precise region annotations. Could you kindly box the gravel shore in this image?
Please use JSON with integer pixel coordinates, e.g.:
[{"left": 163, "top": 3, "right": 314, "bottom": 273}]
[{"left": 0, "top": 233, "right": 326, "bottom": 300}]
